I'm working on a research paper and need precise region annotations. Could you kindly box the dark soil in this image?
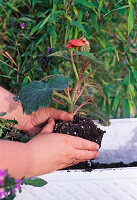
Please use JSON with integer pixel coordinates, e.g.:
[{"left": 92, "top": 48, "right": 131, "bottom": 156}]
[
  {"left": 54, "top": 114, "right": 137, "bottom": 170},
  {"left": 67, "top": 161, "right": 137, "bottom": 171},
  {"left": 54, "top": 114, "right": 105, "bottom": 147}
]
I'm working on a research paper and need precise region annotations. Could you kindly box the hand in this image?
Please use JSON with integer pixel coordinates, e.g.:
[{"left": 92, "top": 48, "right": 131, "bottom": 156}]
[
  {"left": 22, "top": 107, "right": 73, "bottom": 135},
  {"left": 0, "top": 87, "right": 73, "bottom": 136},
  {"left": 26, "top": 118, "right": 99, "bottom": 177}
]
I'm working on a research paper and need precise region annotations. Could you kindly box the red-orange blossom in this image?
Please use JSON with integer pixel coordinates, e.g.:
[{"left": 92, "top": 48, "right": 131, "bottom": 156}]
[{"left": 66, "top": 36, "right": 89, "bottom": 49}]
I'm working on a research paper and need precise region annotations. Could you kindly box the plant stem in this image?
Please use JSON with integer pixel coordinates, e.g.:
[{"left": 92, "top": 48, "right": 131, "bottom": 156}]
[
  {"left": 70, "top": 50, "right": 79, "bottom": 81},
  {"left": 79, "top": 70, "right": 95, "bottom": 84},
  {"left": 76, "top": 47, "right": 80, "bottom": 73},
  {"left": 70, "top": 83, "right": 81, "bottom": 113},
  {"left": 73, "top": 102, "right": 87, "bottom": 116},
  {"left": 81, "top": 46, "right": 85, "bottom": 69},
  {"left": 70, "top": 70, "right": 95, "bottom": 112},
  {"left": 74, "top": 85, "right": 86, "bottom": 105},
  {"left": 64, "top": 87, "right": 71, "bottom": 100},
  {"left": 52, "top": 97, "right": 67, "bottom": 106},
  {"left": 40, "top": 74, "right": 62, "bottom": 82},
  {"left": 53, "top": 90, "right": 71, "bottom": 104},
  {"left": 71, "top": 83, "right": 81, "bottom": 103},
  {"left": 0, "top": 59, "right": 17, "bottom": 71}
]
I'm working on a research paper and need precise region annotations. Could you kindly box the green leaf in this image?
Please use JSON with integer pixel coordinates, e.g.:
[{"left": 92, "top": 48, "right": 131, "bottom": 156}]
[
  {"left": 19, "top": 17, "right": 35, "bottom": 22},
  {"left": 49, "top": 50, "right": 71, "bottom": 60},
  {"left": 22, "top": 178, "right": 47, "bottom": 187},
  {"left": 128, "top": 0, "right": 133, "bottom": 7},
  {"left": 85, "top": 80, "right": 105, "bottom": 97},
  {"left": 64, "top": 21, "right": 70, "bottom": 45},
  {"left": 7, "top": 2, "right": 19, "bottom": 12},
  {"left": 21, "top": 76, "right": 30, "bottom": 88},
  {"left": 47, "top": 75, "right": 71, "bottom": 90},
  {"left": 128, "top": 100, "right": 135, "bottom": 117},
  {"left": 123, "top": 98, "right": 130, "bottom": 118},
  {"left": 75, "top": 0, "right": 98, "bottom": 15},
  {"left": 87, "top": 104, "right": 110, "bottom": 126},
  {"left": 39, "top": 14, "right": 51, "bottom": 29},
  {"left": 98, "top": 0, "right": 104, "bottom": 17},
  {"left": 29, "top": 14, "right": 51, "bottom": 36},
  {"left": 75, "top": 0, "right": 92, "bottom": 8},
  {"left": 74, "top": 51, "right": 105, "bottom": 65},
  {"left": 114, "top": 25, "right": 126, "bottom": 41},
  {"left": 104, "top": 5, "right": 129, "bottom": 16},
  {"left": 32, "top": 0, "right": 37, "bottom": 7},
  {"left": 128, "top": 7, "right": 135, "bottom": 35},
  {"left": 113, "top": 93, "right": 120, "bottom": 112},
  {"left": 132, "top": 70, "right": 137, "bottom": 81},
  {"left": 0, "top": 112, "right": 7, "bottom": 116},
  {"left": 71, "top": 20, "right": 88, "bottom": 38},
  {"left": 15, "top": 76, "right": 71, "bottom": 114}
]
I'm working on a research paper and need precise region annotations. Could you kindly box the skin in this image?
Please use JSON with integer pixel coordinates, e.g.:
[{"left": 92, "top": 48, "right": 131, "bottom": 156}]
[{"left": 0, "top": 86, "right": 99, "bottom": 178}]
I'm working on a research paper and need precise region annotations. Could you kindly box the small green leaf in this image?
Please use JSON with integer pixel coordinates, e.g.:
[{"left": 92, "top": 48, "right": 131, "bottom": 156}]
[
  {"left": 75, "top": 0, "right": 98, "bottom": 15},
  {"left": 113, "top": 94, "right": 120, "bottom": 112},
  {"left": 19, "top": 17, "right": 34, "bottom": 22},
  {"left": 98, "top": 0, "right": 104, "bottom": 17},
  {"left": 21, "top": 76, "right": 30, "bottom": 88},
  {"left": 32, "top": 0, "right": 37, "bottom": 7},
  {"left": 123, "top": 99, "right": 130, "bottom": 118},
  {"left": 85, "top": 80, "right": 105, "bottom": 97},
  {"left": 39, "top": 14, "right": 51, "bottom": 29},
  {"left": 128, "top": 7, "right": 134, "bottom": 35},
  {"left": 22, "top": 178, "right": 47, "bottom": 187},
  {"left": 0, "top": 112, "right": 7, "bottom": 116},
  {"left": 128, "top": 100, "right": 135, "bottom": 117},
  {"left": 29, "top": 14, "right": 51, "bottom": 36},
  {"left": 75, "top": 0, "right": 92, "bottom": 8},
  {"left": 7, "top": 2, "right": 19, "bottom": 12},
  {"left": 132, "top": 70, "right": 137, "bottom": 81}
]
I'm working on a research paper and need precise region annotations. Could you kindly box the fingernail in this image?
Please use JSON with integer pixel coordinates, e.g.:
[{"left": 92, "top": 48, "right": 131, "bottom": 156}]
[{"left": 48, "top": 118, "right": 53, "bottom": 123}]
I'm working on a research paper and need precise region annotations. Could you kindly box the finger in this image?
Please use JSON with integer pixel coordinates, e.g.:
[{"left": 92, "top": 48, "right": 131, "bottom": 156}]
[
  {"left": 46, "top": 107, "right": 73, "bottom": 121},
  {"left": 41, "top": 118, "right": 55, "bottom": 133},
  {"left": 73, "top": 150, "right": 99, "bottom": 160},
  {"left": 71, "top": 136, "right": 99, "bottom": 151}
]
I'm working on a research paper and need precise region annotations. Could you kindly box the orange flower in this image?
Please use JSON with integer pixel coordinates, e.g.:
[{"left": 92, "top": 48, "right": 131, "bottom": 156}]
[{"left": 66, "top": 36, "right": 89, "bottom": 49}]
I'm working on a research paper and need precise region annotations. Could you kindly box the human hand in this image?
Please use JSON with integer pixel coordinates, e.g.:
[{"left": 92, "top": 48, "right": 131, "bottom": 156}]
[
  {"left": 26, "top": 118, "right": 99, "bottom": 177},
  {"left": 22, "top": 107, "right": 73, "bottom": 135}
]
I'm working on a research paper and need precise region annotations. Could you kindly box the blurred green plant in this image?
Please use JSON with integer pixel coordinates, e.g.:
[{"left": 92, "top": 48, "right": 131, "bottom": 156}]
[{"left": 0, "top": 0, "right": 136, "bottom": 118}]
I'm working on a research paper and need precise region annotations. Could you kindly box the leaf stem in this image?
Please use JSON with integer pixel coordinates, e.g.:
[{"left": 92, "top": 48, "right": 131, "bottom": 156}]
[
  {"left": 74, "top": 85, "right": 86, "bottom": 105},
  {"left": 70, "top": 50, "right": 79, "bottom": 81},
  {"left": 0, "top": 59, "right": 17, "bottom": 71},
  {"left": 79, "top": 70, "right": 95, "bottom": 84},
  {"left": 64, "top": 87, "right": 71, "bottom": 100},
  {"left": 76, "top": 47, "right": 80, "bottom": 73},
  {"left": 73, "top": 102, "right": 87, "bottom": 116},
  {"left": 52, "top": 97, "right": 67, "bottom": 106},
  {"left": 53, "top": 90, "right": 71, "bottom": 104}
]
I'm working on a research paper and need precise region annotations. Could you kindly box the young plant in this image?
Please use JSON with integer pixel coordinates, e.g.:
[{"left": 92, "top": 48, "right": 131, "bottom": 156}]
[
  {"left": 0, "top": 169, "right": 47, "bottom": 200},
  {"left": 14, "top": 36, "right": 112, "bottom": 126}
]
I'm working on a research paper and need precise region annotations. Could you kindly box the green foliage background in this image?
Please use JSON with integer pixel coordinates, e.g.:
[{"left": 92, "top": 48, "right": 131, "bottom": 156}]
[{"left": 0, "top": 0, "right": 137, "bottom": 119}]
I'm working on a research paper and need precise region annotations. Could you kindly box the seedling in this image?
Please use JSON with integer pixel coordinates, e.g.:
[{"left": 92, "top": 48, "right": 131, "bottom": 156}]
[{"left": 13, "top": 36, "right": 112, "bottom": 126}]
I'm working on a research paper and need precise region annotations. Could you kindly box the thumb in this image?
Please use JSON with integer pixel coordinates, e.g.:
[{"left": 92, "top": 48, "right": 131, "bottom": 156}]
[{"left": 40, "top": 118, "right": 55, "bottom": 134}]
